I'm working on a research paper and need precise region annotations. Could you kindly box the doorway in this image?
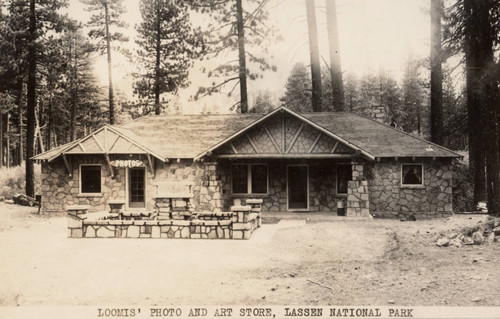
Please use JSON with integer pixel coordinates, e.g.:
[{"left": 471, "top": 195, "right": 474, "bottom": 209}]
[
  {"left": 287, "top": 165, "right": 309, "bottom": 211},
  {"left": 129, "top": 167, "right": 146, "bottom": 208}
]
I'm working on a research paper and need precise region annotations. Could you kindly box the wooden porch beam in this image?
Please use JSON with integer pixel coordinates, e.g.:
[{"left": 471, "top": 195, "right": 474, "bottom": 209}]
[
  {"left": 92, "top": 135, "right": 105, "bottom": 152},
  {"left": 246, "top": 134, "right": 259, "bottom": 153},
  {"left": 330, "top": 141, "right": 339, "bottom": 153},
  {"left": 308, "top": 133, "right": 322, "bottom": 153},
  {"left": 217, "top": 153, "right": 353, "bottom": 159},
  {"left": 62, "top": 153, "right": 72, "bottom": 177},
  {"left": 103, "top": 127, "right": 108, "bottom": 151},
  {"left": 78, "top": 142, "right": 86, "bottom": 152},
  {"left": 230, "top": 142, "right": 238, "bottom": 154},
  {"left": 108, "top": 135, "right": 120, "bottom": 152},
  {"left": 285, "top": 123, "right": 304, "bottom": 154},
  {"left": 104, "top": 153, "right": 115, "bottom": 178},
  {"left": 264, "top": 126, "right": 281, "bottom": 154}
]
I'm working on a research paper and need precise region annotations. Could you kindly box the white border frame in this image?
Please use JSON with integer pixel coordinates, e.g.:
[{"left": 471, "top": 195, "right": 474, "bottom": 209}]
[
  {"left": 126, "top": 166, "right": 147, "bottom": 210},
  {"left": 79, "top": 164, "right": 102, "bottom": 196},
  {"left": 286, "top": 164, "right": 309, "bottom": 212},
  {"left": 231, "top": 163, "right": 269, "bottom": 196},
  {"left": 336, "top": 163, "right": 351, "bottom": 195},
  {"left": 401, "top": 163, "right": 425, "bottom": 187}
]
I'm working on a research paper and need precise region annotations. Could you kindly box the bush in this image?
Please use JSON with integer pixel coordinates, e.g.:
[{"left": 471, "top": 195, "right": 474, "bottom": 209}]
[
  {"left": 0, "top": 162, "right": 41, "bottom": 199},
  {"left": 452, "top": 159, "right": 474, "bottom": 213}
]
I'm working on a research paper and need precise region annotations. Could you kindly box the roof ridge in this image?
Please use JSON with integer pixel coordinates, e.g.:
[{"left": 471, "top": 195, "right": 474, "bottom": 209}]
[{"left": 354, "top": 112, "right": 463, "bottom": 157}]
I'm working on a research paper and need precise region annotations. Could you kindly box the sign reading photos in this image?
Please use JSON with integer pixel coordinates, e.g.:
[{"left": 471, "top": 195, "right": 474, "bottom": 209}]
[{"left": 110, "top": 160, "right": 145, "bottom": 168}]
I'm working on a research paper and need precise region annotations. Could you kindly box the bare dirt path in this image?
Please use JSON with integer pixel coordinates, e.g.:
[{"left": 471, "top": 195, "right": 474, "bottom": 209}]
[{"left": 0, "top": 202, "right": 498, "bottom": 306}]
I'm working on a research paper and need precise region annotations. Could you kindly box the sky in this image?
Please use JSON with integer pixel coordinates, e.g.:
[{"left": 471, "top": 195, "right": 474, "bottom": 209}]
[{"left": 66, "top": 0, "right": 432, "bottom": 114}]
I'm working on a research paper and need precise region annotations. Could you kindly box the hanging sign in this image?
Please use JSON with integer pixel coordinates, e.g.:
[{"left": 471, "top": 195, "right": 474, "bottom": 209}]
[{"left": 110, "top": 160, "right": 144, "bottom": 168}]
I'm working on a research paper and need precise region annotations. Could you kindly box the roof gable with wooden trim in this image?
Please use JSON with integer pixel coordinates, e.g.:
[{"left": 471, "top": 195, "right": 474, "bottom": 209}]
[
  {"left": 211, "top": 109, "right": 360, "bottom": 159},
  {"left": 32, "top": 126, "right": 166, "bottom": 162}
]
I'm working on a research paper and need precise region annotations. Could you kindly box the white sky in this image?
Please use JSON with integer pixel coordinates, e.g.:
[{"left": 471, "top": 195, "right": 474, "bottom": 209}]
[{"left": 66, "top": 0, "right": 431, "bottom": 114}]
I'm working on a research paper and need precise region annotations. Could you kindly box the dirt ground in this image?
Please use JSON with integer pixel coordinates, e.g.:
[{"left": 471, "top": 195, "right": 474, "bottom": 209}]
[{"left": 0, "top": 202, "right": 498, "bottom": 307}]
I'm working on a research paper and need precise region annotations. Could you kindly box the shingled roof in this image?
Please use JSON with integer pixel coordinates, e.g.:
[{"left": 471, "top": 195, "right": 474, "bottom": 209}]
[{"left": 33, "top": 107, "right": 460, "bottom": 161}]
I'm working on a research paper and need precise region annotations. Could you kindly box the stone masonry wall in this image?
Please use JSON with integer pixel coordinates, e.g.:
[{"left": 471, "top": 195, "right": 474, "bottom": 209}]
[
  {"left": 41, "top": 156, "right": 220, "bottom": 213},
  {"left": 41, "top": 156, "right": 126, "bottom": 213},
  {"left": 366, "top": 159, "right": 453, "bottom": 218},
  {"left": 217, "top": 160, "right": 346, "bottom": 212}
]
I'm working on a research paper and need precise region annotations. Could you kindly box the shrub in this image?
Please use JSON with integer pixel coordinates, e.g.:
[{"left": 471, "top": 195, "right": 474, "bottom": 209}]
[
  {"left": 452, "top": 159, "right": 474, "bottom": 213},
  {"left": 0, "top": 162, "right": 41, "bottom": 199}
]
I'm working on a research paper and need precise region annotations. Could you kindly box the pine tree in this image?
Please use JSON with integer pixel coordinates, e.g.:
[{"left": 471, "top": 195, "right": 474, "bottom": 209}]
[
  {"left": 305, "top": 0, "right": 322, "bottom": 112},
  {"left": 189, "top": 0, "right": 277, "bottom": 113},
  {"left": 430, "top": 0, "right": 444, "bottom": 144},
  {"left": 325, "top": 0, "right": 344, "bottom": 111},
  {"left": 280, "top": 62, "right": 312, "bottom": 112},
  {"left": 249, "top": 90, "right": 275, "bottom": 113},
  {"left": 135, "top": 0, "right": 199, "bottom": 115},
  {"left": 82, "top": 0, "right": 128, "bottom": 124}
]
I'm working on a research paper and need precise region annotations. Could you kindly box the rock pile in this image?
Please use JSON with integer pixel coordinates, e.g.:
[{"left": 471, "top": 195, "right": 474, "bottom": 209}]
[
  {"left": 436, "top": 217, "right": 500, "bottom": 247},
  {"left": 12, "top": 194, "right": 39, "bottom": 207}
]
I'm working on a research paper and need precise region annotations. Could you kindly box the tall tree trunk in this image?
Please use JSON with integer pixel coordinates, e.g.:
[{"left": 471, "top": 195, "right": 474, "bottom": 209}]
[
  {"left": 47, "top": 93, "right": 52, "bottom": 150},
  {"left": 70, "top": 40, "right": 77, "bottom": 141},
  {"left": 485, "top": 69, "right": 500, "bottom": 216},
  {"left": 325, "top": 0, "right": 344, "bottom": 111},
  {"left": 154, "top": 0, "right": 161, "bottom": 115},
  {"left": 16, "top": 81, "right": 23, "bottom": 166},
  {"left": 236, "top": 0, "right": 248, "bottom": 113},
  {"left": 430, "top": 0, "right": 443, "bottom": 144},
  {"left": 6, "top": 112, "right": 10, "bottom": 167},
  {"left": 305, "top": 0, "right": 322, "bottom": 112},
  {"left": 26, "top": 0, "right": 36, "bottom": 197},
  {"left": 464, "top": 0, "right": 488, "bottom": 205},
  {"left": 0, "top": 112, "right": 3, "bottom": 167},
  {"left": 104, "top": 0, "right": 115, "bottom": 124}
]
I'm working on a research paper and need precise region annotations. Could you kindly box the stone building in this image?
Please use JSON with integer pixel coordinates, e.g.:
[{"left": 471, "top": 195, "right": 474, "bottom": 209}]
[{"left": 32, "top": 107, "right": 460, "bottom": 219}]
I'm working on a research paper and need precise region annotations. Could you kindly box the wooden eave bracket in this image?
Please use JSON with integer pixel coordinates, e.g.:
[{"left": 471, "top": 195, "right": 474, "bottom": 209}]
[
  {"left": 62, "top": 153, "right": 72, "bottom": 177},
  {"left": 104, "top": 154, "right": 114, "bottom": 178},
  {"left": 146, "top": 153, "right": 155, "bottom": 178}
]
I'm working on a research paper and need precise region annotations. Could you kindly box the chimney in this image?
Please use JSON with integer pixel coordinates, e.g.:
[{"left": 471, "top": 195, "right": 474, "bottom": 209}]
[{"left": 369, "top": 101, "right": 387, "bottom": 123}]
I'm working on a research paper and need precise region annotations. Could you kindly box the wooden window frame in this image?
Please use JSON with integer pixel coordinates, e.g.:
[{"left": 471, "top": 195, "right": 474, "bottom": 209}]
[
  {"left": 336, "top": 163, "right": 351, "bottom": 195},
  {"left": 231, "top": 163, "right": 269, "bottom": 195},
  {"left": 286, "top": 164, "right": 309, "bottom": 211},
  {"left": 401, "top": 163, "right": 424, "bottom": 188},
  {"left": 79, "top": 164, "right": 102, "bottom": 196}
]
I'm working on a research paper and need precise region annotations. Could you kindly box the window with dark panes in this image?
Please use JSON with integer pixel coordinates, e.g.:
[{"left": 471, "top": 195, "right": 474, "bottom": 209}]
[
  {"left": 232, "top": 164, "right": 268, "bottom": 194},
  {"left": 232, "top": 164, "right": 248, "bottom": 194},
  {"left": 251, "top": 164, "right": 268, "bottom": 194},
  {"left": 337, "top": 164, "right": 352, "bottom": 194},
  {"left": 81, "top": 165, "right": 101, "bottom": 193},
  {"left": 402, "top": 164, "right": 423, "bottom": 185}
]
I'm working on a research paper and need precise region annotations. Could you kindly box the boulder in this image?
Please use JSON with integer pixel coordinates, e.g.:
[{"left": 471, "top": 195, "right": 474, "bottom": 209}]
[
  {"left": 436, "top": 237, "right": 450, "bottom": 247},
  {"left": 472, "top": 231, "right": 484, "bottom": 245}
]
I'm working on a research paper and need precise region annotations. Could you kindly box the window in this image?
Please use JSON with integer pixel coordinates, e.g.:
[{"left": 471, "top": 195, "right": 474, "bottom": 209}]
[
  {"left": 232, "top": 164, "right": 268, "bottom": 194},
  {"left": 402, "top": 164, "right": 423, "bottom": 186},
  {"left": 337, "top": 164, "right": 352, "bottom": 194},
  {"left": 80, "top": 165, "right": 101, "bottom": 194}
]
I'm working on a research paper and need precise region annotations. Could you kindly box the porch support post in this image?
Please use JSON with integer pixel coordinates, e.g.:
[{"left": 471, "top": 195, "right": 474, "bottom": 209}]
[
  {"left": 346, "top": 160, "right": 369, "bottom": 217},
  {"left": 146, "top": 153, "right": 155, "bottom": 178},
  {"left": 62, "top": 153, "right": 72, "bottom": 177}
]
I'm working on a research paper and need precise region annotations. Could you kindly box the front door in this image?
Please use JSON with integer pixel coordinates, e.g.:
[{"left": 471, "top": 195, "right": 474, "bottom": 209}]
[
  {"left": 287, "top": 165, "right": 309, "bottom": 211},
  {"left": 129, "top": 167, "right": 145, "bottom": 208}
]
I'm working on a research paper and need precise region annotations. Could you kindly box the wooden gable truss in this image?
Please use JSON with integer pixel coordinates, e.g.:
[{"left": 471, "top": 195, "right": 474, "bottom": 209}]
[
  {"left": 206, "top": 108, "right": 373, "bottom": 160},
  {"left": 45, "top": 126, "right": 163, "bottom": 178}
]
